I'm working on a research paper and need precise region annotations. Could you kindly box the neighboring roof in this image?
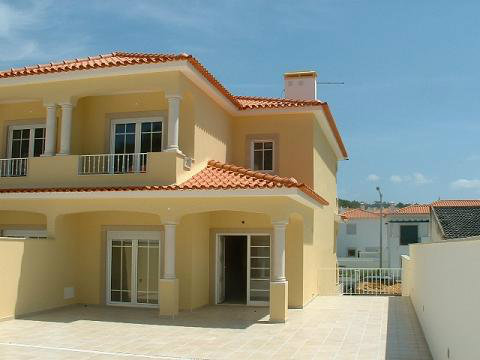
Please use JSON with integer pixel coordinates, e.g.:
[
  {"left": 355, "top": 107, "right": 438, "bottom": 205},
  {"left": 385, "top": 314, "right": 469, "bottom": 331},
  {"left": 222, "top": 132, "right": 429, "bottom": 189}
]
[
  {"left": 341, "top": 208, "right": 381, "bottom": 219},
  {"left": 0, "top": 160, "right": 328, "bottom": 205},
  {"left": 433, "top": 206, "right": 480, "bottom": 239},
  {"left": 0, "top": 52, "right": 348, "bottom": 159},
  {"left": 392, "top": 204, "right": 430, "bottom": 215},
  {"left": 432, "top": 199, "right": 480, "bottom": 207}
]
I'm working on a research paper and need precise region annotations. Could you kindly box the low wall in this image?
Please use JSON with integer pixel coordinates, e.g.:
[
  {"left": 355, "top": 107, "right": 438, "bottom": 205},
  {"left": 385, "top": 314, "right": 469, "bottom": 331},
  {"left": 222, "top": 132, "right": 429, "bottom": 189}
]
[
  {"left": 0, "top": 236, "right": 76, "bottom": 320},
  {"left": 402, "top": 239, "right": 480, "bottom": 360}
]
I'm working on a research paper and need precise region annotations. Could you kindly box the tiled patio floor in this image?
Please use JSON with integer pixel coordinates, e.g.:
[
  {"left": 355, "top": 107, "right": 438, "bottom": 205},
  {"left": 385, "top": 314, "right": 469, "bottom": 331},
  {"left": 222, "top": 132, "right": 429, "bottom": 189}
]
[{"left": 0, "top": 296, "right": 431, "bottom": 359}]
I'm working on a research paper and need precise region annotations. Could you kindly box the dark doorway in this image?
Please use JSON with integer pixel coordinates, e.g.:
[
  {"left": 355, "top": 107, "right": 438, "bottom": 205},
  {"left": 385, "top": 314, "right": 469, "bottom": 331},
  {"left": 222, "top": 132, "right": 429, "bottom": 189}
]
[{"left": 224, "top": 236, "right": 247, "bottom": 304}]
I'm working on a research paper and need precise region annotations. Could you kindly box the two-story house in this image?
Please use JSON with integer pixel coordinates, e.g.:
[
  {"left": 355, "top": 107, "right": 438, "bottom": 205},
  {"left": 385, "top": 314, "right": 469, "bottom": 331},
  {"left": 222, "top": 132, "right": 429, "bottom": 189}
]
[{"left": 0, "top": 52, "right": 348, "bottom": 323}]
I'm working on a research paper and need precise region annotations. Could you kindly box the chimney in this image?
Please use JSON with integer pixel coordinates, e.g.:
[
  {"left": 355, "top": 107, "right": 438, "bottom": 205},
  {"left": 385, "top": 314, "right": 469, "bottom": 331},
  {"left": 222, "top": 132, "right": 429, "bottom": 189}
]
[{"left": 284, "top": 71, "right": 317, "bottom": 100}]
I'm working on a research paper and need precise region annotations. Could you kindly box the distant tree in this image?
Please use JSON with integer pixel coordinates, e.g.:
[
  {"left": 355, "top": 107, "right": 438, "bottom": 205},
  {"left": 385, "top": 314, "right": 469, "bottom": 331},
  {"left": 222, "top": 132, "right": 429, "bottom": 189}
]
[
  {"left": 396, "top": 202, "right": 411, "bottom": 208},
  {"left": 338, "top": 199, "right": 362, "bottom": 209}
]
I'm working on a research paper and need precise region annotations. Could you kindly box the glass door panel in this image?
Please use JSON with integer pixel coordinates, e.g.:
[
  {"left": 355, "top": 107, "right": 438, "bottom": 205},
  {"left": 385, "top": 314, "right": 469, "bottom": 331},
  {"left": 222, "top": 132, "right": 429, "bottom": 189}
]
[
  {"left": 114, "top": 123, "right": 136, "bottom": 173},
  {"left": 136, "top": 240, "right": 159, "bottom": 305},
  {"left": 248, "top": 235, "right": 271, "bottom": 304},
  {"left": 110, "top": 240, "right": 133, "bottom": 304}
]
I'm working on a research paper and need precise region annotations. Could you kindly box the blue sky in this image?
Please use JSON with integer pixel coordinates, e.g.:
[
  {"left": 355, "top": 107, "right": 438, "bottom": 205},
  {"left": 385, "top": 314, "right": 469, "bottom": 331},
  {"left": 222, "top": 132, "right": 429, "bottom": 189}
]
[{"left": 1, "top": 0, "right": 479, "bottom": 203}]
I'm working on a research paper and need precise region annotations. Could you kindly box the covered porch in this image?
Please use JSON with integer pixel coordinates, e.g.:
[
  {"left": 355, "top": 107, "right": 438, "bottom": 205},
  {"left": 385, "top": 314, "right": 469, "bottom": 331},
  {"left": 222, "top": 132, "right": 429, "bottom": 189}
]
[{"left": 0, "top": 188, "right": 319, "bottom": 324}]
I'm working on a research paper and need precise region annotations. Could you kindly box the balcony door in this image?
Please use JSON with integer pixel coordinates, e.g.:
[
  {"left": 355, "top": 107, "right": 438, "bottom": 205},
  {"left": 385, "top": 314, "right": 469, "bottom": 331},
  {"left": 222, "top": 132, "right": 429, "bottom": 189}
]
[
  {"left": 7, "top": 125, "right": 46, "bottom": 158},
  {"left": 110, "top": 117, "right": 163, "bottom": 173},
  {"left": 106, "top": 231, "right": 161, "bottom": 307}
]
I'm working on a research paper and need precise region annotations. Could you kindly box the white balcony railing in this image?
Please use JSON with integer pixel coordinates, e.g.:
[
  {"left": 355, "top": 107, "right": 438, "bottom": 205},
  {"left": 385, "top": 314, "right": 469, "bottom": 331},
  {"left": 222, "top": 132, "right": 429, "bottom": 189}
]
[
  {"left": 79, "top": 153, "right": 147, "bottom": 175},
  {"left": 338, "top": 267, "right": 402, "bottom": 296},
  {"left": 0, "top": 158, "right": 28, "bottom": 177}
]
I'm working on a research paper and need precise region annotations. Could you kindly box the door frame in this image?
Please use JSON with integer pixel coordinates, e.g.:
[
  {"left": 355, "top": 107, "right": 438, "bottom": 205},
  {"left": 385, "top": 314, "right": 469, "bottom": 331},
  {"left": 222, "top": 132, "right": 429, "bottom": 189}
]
[
  {"left": 109, "top": 117, "right": 165, "bottom": 154},
  {"left": 215, "top": 232, "right": 271, "bottom": 307},
  {"left": 106, "top": 230, "right": 162, "bottom": 308}
]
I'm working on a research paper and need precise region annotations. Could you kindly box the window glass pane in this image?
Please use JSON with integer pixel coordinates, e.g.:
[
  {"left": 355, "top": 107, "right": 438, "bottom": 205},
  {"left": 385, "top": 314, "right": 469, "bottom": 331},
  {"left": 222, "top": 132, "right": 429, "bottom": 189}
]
[
  {"left": 141, "top": 122, "right": 151, "bottom": 132},
  {"left": 11, "top": 141, "right": 21, "bottom": 158},
  {"left": 12, "top": 130, "right": 22, "bottom": 139},
  {"left": 21, "top": 139, "right": 29, "bottom": 157},
  {"left": 253, "top": 151, "right": 263, "bottom": 170},
  {"left": 141, "top": 133, "right": 151, "bottom": 153},
  {"left": 115, "top": 135, "right": 125, "bottom": 154},
  {"left": 251, "top": 235, "right": 270, "bottom": 246},
  {"left": 126, "top": 123, "right": 136, "bottom": 133},
  {"left": 22, "top": 129, "right": 30, "bottom": 138},
  {"left": 111, "top": 247, "right": 121, "bottom": 290},
  {"left": 263, "top": 150, "right": 273, "bottom": 170},
  {"left": 34, "top": 128, "right": 45, "bottom": 138},
  {"left": 125, "top": 134, "right": 135, "bottom": 153},
  {"left": 400, "top": 225, "right": 418, "bottom": 245},
  {"left": 264, "top": 141, "right": 273, "bottom": 150},
  {"left": 251, "top": 247, "right": 270, "bottom": 257},
  {"left": 152, "top": 133, "right": 162, "bottom": 152},
  {"left": 33, "top": 139, "right": 45, "bottom": 157},
  {"left": 115, "top": 124, "right": 125, "bottom": 134},
  {"left": 253, "top": 142, "right": 263, "bottom": 150},
  {"left": 121, "top": 246, "right": 132, "bottom": 291},
  {"left": 152, "top": 122, "right": 162, "bottom": 132}
]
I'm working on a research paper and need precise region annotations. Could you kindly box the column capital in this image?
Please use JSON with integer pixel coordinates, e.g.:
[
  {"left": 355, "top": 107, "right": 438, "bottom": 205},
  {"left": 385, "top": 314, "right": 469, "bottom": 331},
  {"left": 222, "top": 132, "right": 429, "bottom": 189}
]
[
  {"left": 44, "top": 102, "right": 57, "bottom": 109},
  {"left": 272, "top": 220, "right": 289, "bottom": 227},
  {"left": 165, "top": 94, "right": 183, "bottom": 101},
  {"left": 59, "top": 102, "right": 74, "bottom": 109}
]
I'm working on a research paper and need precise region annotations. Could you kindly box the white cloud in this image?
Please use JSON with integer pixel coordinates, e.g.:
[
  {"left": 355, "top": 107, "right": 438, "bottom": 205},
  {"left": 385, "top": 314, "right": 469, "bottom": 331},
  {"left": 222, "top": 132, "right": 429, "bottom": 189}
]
[
  {"left": 390, "top": 175, "right": 403, "bottom": 183},
  {"left": 413, "top": 172, "right": 432, "bottom": 185},
  {"left": 451, "top": 179, "right": 480, "bottom": 190},
  {"left": 390, "top": 173, "right": 431, "bottom": 185},
  {"left": 367, "top": 174, "right": 380, "bottom": 182}
]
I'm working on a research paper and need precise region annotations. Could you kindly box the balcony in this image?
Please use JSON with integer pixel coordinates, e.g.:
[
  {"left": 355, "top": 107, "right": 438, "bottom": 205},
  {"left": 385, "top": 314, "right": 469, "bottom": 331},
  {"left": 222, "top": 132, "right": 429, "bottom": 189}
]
[{"left": 0, "top": 152, "right": 188, "bottom": 189}]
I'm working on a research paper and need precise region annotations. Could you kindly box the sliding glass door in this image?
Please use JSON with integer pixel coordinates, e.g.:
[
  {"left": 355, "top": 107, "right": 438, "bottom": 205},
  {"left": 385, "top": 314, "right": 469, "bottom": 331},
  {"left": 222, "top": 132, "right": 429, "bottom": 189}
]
[{"left": 107, "top": 231, "right": 161, "bottom": 307}]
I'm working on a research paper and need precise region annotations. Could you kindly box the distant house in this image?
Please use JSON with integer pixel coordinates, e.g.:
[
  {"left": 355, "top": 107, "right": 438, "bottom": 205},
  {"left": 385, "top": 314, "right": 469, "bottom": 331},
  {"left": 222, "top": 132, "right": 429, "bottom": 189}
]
[
  {"left": 337, "top": 208, "right": 386, "bottom": 268},
  {"left": 385, "top": 205, "right": 431, "bottom": 268},
  {"left": 430, "top": 200, "right": 480, "bottom": 242}
]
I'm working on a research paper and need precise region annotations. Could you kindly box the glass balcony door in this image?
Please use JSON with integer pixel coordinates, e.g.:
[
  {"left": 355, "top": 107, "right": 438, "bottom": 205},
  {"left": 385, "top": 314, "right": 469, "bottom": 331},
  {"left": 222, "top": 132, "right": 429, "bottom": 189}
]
[
  {"left": 110, "top": 118, "right": 163, "bottom": 173},
  {"left": 106, "top": 231, "right": 161, "bottom": 307},
  {"left": 248, "top": 235, "right": 271, "bottom": 305}
]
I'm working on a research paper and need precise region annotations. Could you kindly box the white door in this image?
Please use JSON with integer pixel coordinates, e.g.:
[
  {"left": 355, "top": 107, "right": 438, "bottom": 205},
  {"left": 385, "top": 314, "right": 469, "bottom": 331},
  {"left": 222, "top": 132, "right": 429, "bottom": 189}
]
[
  {"left": 247, "top": 235, "right": 271, "bottom": 306},
  {"left": 216, "top": 237, "right": 226, "bottom": 304},
  {"left": 107, "top": 231, "right": 161, "bottom": 307}
]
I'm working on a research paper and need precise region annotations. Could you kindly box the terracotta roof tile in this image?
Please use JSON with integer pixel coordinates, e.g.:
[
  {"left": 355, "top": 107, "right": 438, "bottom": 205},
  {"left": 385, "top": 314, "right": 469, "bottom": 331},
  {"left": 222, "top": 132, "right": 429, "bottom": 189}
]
[
  {"left": 0, "top": 51, "right": 348, "bottom": 158},
  {"left": 0, "top": 160, "right": 328, "bottom": 205},
  {"left": 432, "top": 199, "right": 480, "bottom": 207},
  {"left": 392, "top": 204, "right": 430, "bottom": 215},
  {"left": 341, "top": 209, "right": 381, "bottom": 219}
]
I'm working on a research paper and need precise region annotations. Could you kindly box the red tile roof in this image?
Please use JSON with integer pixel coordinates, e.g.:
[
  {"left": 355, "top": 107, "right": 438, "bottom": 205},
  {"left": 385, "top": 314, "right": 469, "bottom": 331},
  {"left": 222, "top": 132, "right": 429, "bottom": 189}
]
[
  {"left": 392, "top": 204, "right": 430, "bottom": 215},
  {"left": 432, "top": 200, "right": 480, "bottom": 207},
  {"left": 341, "top": 209, "right": 381, "bottom": 219},
  {"left": 0, "top": 52, "right": 348, "bottom": 158},
  {"left": 0, "top": 160, "right": 328, "bottom": 205}
]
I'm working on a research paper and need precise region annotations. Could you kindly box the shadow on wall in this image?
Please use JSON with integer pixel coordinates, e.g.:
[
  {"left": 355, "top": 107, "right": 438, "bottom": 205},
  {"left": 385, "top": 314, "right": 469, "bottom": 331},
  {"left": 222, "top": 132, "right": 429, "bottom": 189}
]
[{"left": 385, "top": 297, "right": 432, "bottom": 360}]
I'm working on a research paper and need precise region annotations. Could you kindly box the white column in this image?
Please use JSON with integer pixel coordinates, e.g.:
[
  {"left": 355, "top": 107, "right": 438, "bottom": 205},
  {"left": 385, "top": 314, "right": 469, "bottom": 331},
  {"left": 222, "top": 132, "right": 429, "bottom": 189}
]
[
  {"left": 43, "top": 103, "right": 57, "bottom": 156},
  {"left": 58, "top": 103, "right": 74, "bottom": 155},
  {"left": 163, "top": 222, "right": 177, "bottom": 279},
  {"left": 165, "top": 95, "right": 182, "bottom": 153},
  {"left": 272, "top": 220, "right": 288, "bottom": 282}
]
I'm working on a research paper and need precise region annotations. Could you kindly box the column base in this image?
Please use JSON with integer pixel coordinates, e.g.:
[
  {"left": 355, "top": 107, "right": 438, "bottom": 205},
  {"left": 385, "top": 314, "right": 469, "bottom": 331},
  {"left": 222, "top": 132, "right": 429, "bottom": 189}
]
[
  {"left": 164, "top": 147, "right": 184, "bottom": 156},
  {"left": 159, "top": 278, "right": 179, "bottom": 317},
  {"left": 270, "top": 281, "right": 288, "bottom": 323}
]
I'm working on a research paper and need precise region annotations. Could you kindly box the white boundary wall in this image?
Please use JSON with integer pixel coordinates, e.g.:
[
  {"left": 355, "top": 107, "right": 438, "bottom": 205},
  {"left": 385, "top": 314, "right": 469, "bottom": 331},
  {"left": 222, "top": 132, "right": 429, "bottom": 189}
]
[{"left": 402, "top": 239, "right": 480, "bottom": 360}]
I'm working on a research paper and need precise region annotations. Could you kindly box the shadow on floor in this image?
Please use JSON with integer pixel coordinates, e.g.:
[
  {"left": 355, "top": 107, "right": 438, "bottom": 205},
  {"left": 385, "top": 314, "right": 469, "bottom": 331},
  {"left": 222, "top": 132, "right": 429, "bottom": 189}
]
[
  {"left": 18, "top": 303, "right": 271, "bottom": 330},
  {"left": 385, "top": 297, "right": 432, "bottom": 360}
]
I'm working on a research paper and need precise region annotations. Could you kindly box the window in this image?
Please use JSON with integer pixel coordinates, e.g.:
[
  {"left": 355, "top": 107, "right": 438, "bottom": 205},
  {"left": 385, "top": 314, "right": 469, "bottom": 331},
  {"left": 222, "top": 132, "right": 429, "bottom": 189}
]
[
  {"left": 346, "top": 223, "right": 357, "bottom": 235},
  {"left": 8, "top": 125, "right": 46, "bottom": 158},
  {"left": 111, "top": 118, "right": 163, "bottom": 155},
  {"left": 347, "top": 248, "right": 357, "bottom": 257},
  {"left": 252, "top": 140, "right": 274, "bottom": 171},
  {"left": 400, "top": 225, "right": 419, "bottom": 245}
]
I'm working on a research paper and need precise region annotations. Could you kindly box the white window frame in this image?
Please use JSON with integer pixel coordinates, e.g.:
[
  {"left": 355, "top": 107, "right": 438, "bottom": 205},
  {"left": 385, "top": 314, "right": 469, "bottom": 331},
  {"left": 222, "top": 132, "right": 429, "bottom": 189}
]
[
  {"left": 215, "top": 232, "right": 271, "bottom": 307},
  {"left": 7, "top": 124, "right": 46, "bottom": 158},
  {"left": 110, "top": 117, "right": 164, "bottom": 154},
  {"left": 250, "top": 139, "right": 275, "bottom": 172},
  {"left": 106, "top": 230, "right": 162, "bottom": 308}
]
